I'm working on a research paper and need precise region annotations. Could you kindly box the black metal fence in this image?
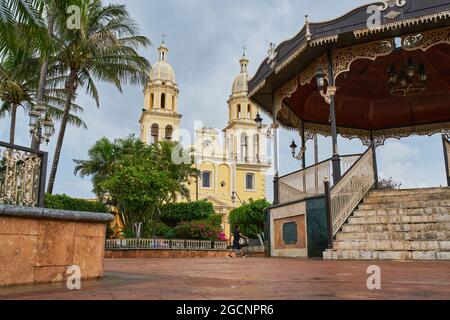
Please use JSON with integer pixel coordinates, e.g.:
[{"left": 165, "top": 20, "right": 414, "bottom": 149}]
[{"left": 0, "top": 141, "right": 48, "bottom": 207}]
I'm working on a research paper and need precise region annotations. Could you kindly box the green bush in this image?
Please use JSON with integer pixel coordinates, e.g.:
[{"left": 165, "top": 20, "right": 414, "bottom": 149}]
[
  {"left": 229, "top": 199, "right": 271, "bottom": 238},
  {"left": 144, "top": 222, "right": 176, "bottom": 239},
  {"left": 207, "top": 214, "right": 223, "bottom": 228},
  {"left": 160, "top": 200, "right": 215, "bottom": 227},
  {"left": 173, "top": 222, "right": 191, "bottom": 239},
  {"left": 45, "top": 194, "right": 107, "bottom": 213}
]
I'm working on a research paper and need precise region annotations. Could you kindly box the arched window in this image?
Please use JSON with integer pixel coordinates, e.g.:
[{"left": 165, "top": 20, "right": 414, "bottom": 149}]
[
  {"left": 165, "top": 125, "right": 173, "bottom": 141},
  {"left": 237, "top": 104, "right": 241, "bottom": 119},
  {"left": 151, "top": 123, "right": 159, "bottom": 144},
  {"left": 150, "top": 93, "right": 154, "bottom": 109},
  {"left": 253, "top": 134, "right": 260, "bottom": 163},
  {"left": 172, "top": 95, "right": 175, "bottom": 110},
  {"left": 161, "top": 93, "right": 166, "bottom": 109},
  {"left": 247, "top": 104, "right": 251, "bottom": 119},
  {"left": 241, "top": 133, "right": 248, "bottom": 162}
]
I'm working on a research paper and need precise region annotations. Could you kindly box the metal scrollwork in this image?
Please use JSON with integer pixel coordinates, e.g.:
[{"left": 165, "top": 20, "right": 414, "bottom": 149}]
[
  {"left": 402, "top": 27, "right": 450, "bottom": 52},
  {"left": 379, "top": 0, "right": 407, "bottom": 12},
  {"left": 0, "top": 147, "right": 42, "bottom": 207}
]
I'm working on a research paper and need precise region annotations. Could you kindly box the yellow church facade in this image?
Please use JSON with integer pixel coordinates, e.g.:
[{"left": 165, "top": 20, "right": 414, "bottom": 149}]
[{"left": 140, "top": 41, "right": 271, "bottom": 237}]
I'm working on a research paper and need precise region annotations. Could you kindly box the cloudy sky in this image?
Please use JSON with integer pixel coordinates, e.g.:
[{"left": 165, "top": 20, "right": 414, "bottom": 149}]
[{"left": 1, "top": 0, "right": 447, "bottom": 200}]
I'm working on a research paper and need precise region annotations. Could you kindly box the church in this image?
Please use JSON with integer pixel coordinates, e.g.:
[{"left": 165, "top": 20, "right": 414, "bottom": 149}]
[{"left": 139, "top": 41, "right": 271, "bottom": 236}]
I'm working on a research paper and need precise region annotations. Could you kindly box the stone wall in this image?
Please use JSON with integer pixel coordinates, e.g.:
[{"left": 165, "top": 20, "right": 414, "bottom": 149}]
[{"left": 0, "top": 205, "right": 113, "bottom": 287}]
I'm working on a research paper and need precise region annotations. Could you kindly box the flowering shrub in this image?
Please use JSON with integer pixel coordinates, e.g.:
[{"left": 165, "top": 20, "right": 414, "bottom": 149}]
[{"left": 173, "top": 220, "right": 226, "bottom": 241}]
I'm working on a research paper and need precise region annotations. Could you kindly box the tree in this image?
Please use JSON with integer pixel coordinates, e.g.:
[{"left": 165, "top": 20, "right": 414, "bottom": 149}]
[
  {"left": 229, "top": 199, "right": 271, "bottom": 239},
  {"left": 378, "top": 177, "right": 402, "bottom": 190},
  {"left": 150, "top": 141, "right": 199, "bottom": 201},
  {"left": 46, "top": 0, "right": 150, "bottom": 194},
  {"left": 101, "top": 162, "right": 177, "bottom": 237},
  {"left": 0, "top": 24, "right": 86, "bottom": 144}
]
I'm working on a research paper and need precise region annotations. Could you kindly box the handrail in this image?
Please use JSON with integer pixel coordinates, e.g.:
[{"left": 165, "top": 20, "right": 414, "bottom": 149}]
[
  {"left": 443, "top": 135, "right": 450, "bottom": 187},
  {"left": 278, "top": 154, "right": 361, "bottom": 204},
  {"left": 327, "top": 147, "right": 375, "bottom": 236}
]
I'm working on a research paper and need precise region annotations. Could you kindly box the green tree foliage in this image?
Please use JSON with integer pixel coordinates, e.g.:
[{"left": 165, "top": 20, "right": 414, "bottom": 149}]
[
  {"left": 74, "top": 136, "right": 200, "bottom": 236},
  {"left": 229, "top": 199, "right": 271, "bottom": 238},
  {"left": 44, "top": 193, "right": 107, "bottom": 213},
  {"left": 159, "top": 200, "right": 215, "bottom": 227},
  {"left": 46, "top": 0, "right": 151, "bottom": 194}
]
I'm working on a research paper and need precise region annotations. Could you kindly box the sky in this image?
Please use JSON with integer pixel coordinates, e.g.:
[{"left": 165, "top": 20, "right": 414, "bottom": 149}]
[{"left": 0, "top": 0, "right": 448, "bottom": 200}]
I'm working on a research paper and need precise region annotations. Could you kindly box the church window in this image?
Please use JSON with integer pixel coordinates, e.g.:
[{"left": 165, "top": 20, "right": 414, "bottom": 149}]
[
  {"left": 165, "top": 125, "right": 173, "bottom": 140},
  {"left": 253, "top": 134, "right": 260, "bottom": 162},
  {"left": 247, "top": 104, "right": 251, "bottom": 118},
  {"left": 151, "top": 123, "right": 159, "bottom": 144},
  {"left": 150, "top": 93, "right": 154, "bottom": 109},
  {"left": 172, "top": 95, "right": 175, "bottom": 110},
  {"left": 237, "top": 104, "right": 241, "bottom": 119},
  {"left": 202, "top": 171, "right": 212, "bottom": 188},
  {"left": 161, "top": 93, "right": 166, "bottom": 109},
  {"left": 245, "top": 173, "right": 255, "bottom": 190},
  {"left": 241, "top": 133, "right": 248, "bottom": 162}
]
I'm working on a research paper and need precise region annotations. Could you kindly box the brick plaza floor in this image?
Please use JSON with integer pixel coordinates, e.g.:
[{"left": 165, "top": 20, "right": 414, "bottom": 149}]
[{"left": 1, "top": 258, "right": 449, "bottom": 300}]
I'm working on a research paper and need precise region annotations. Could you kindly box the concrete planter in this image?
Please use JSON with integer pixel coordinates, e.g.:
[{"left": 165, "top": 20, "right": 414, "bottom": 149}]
[{"left": 0, "top": 205, "right": 114, "bottom": 287}]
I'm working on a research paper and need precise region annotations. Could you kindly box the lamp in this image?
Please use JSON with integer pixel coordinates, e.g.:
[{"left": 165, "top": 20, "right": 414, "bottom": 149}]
[
  {"left": 42, "top": 116, "right": 55, "bottom": 141},
  {"left": 387, "top": 57, "right": 427, "bottom": 96},
  {"left": 28, "top": 110, "right": 40, "bottom": 127},
  {"left": 254, "top": 113, "right": 263, "bottom": 130},
  {"left": 290, "top": 140, "right": 297, "bottom": 158},
  {"left": 315, "top": 67, "right": 325, "bottom": 90}
]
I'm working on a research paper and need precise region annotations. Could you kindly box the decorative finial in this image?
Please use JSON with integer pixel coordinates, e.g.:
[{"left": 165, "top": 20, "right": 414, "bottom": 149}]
[
  {"left": 162, "top": 33, "right": 166, "bottom": 44},
  {"left": 305, "top": 15, "right": 312, "bottom": 42},
  {"left": 267, "top": 42, "right": 277, "bottom": 68}
]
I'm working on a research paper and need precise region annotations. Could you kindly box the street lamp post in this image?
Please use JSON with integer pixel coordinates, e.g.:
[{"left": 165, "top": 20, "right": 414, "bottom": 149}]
[
  {"left": 29, "top": 104, "right": 55, "bottom": 150},
  {"left": 315, "top": 49, "right": 341, "bottom": 185}
]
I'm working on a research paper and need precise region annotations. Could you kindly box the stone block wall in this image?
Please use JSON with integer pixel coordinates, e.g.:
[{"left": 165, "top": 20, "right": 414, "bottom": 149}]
[{"left": 0, "top": 205, "right": 113, "bottom": 287}]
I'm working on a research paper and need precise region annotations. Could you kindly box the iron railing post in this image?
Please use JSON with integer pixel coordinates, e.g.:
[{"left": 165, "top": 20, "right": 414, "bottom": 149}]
[
  {"left": 324, "top": 179, "right": 333, "bottom": 249},
  {"left": 442, "top": 135, "right": 450, "bottom": 187}
]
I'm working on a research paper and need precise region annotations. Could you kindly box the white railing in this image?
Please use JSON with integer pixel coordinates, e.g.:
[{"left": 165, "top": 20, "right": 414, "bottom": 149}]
[
  {"left": 279, "top": 154, "right": 361, "bottom": 203},
  {"left": 105, "top": 238, "right": 228, "bottom": 251},
  {"left": 329, "top": 148, "right": 375, "bottom": 235}
]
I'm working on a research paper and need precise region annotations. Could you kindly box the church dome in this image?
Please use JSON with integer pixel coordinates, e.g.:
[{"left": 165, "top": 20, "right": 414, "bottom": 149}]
[
  {"left": 149, "top": 42, "right": 176, "bottom": 83},
  {"left": 231, "top": 57, "right": 249, "bottom": 94},
  {"left": 150, "top": 60, "right": 176, "bottom": 83}
]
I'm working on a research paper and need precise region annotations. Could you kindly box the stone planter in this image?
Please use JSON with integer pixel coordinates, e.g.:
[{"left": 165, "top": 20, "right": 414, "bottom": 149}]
[{"left": 0, "top": 205, "right": 114, "bottom": 287}]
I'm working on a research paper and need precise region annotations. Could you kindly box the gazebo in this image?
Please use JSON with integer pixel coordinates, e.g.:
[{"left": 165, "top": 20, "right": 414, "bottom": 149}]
[{"left": 249, "top": 0, "right": 450, "bottom": 259}]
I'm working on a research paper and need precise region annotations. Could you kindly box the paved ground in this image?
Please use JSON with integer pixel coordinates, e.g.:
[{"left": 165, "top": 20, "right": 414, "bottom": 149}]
[{"left": 1, "top": 258, "right": 450, "bottom": 300}]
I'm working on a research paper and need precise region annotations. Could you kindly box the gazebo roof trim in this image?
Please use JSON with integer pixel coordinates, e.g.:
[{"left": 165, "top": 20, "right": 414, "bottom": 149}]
[{"left": 248, "top": 0, "right": 450, "bottom": 101}]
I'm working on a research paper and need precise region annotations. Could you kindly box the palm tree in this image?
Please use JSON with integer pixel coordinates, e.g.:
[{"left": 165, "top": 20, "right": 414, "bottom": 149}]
[
  {"left": 0, "top": 20, "right": 86, "bottom": 144},
  {"left": 151, "top": 141, "right": 199, "bottom": 202},
  {"left": 46, "top": 0, "right": 150, "bottom": 194}
]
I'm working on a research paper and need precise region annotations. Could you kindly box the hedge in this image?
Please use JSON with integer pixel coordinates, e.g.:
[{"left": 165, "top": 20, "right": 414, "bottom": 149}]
[
  {"left": 44, "top": 194, "right": 108, "bottom": 213},
  {"left": 159, "top": 200, "right": 215, "bottom": 227}
]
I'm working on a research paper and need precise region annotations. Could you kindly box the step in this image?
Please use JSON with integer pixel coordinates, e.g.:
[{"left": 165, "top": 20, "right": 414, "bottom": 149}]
[
  {"left": 336, "top": 230, "right": 450, "bottom": 241},
  {"left": 323, "top": 249, "right": 450, "bottom": 261},
  {"left": 347, "top": 214, "right": 450, "bottom": 225},
  {"left": 333, "top": 240, "right": 450, "bottom": 251},
  {"left": 359, "top": 200, "right": 450, "bottom": 210},
  {"left": 363, "top": 194, "right": 450, "bottom": 204},
  {"left": 353, "top": 207, "right": 450, "bottom": 217},
  {"left": 369, "top": 187, "right": 450, "bottom": 197},
  {"left": 341, "top": 222, "right": 450, "bottom": 233}
]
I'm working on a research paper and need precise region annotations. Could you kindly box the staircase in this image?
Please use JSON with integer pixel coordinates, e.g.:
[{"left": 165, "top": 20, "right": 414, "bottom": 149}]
[{"left": 324, "top": 187, "right": 450, "bottom": 260}]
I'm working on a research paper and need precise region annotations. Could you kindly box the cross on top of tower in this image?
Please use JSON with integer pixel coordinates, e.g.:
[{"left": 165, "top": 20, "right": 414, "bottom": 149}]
[{"left": 242, "top": 41, "right": 247, "bottom": 57}]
